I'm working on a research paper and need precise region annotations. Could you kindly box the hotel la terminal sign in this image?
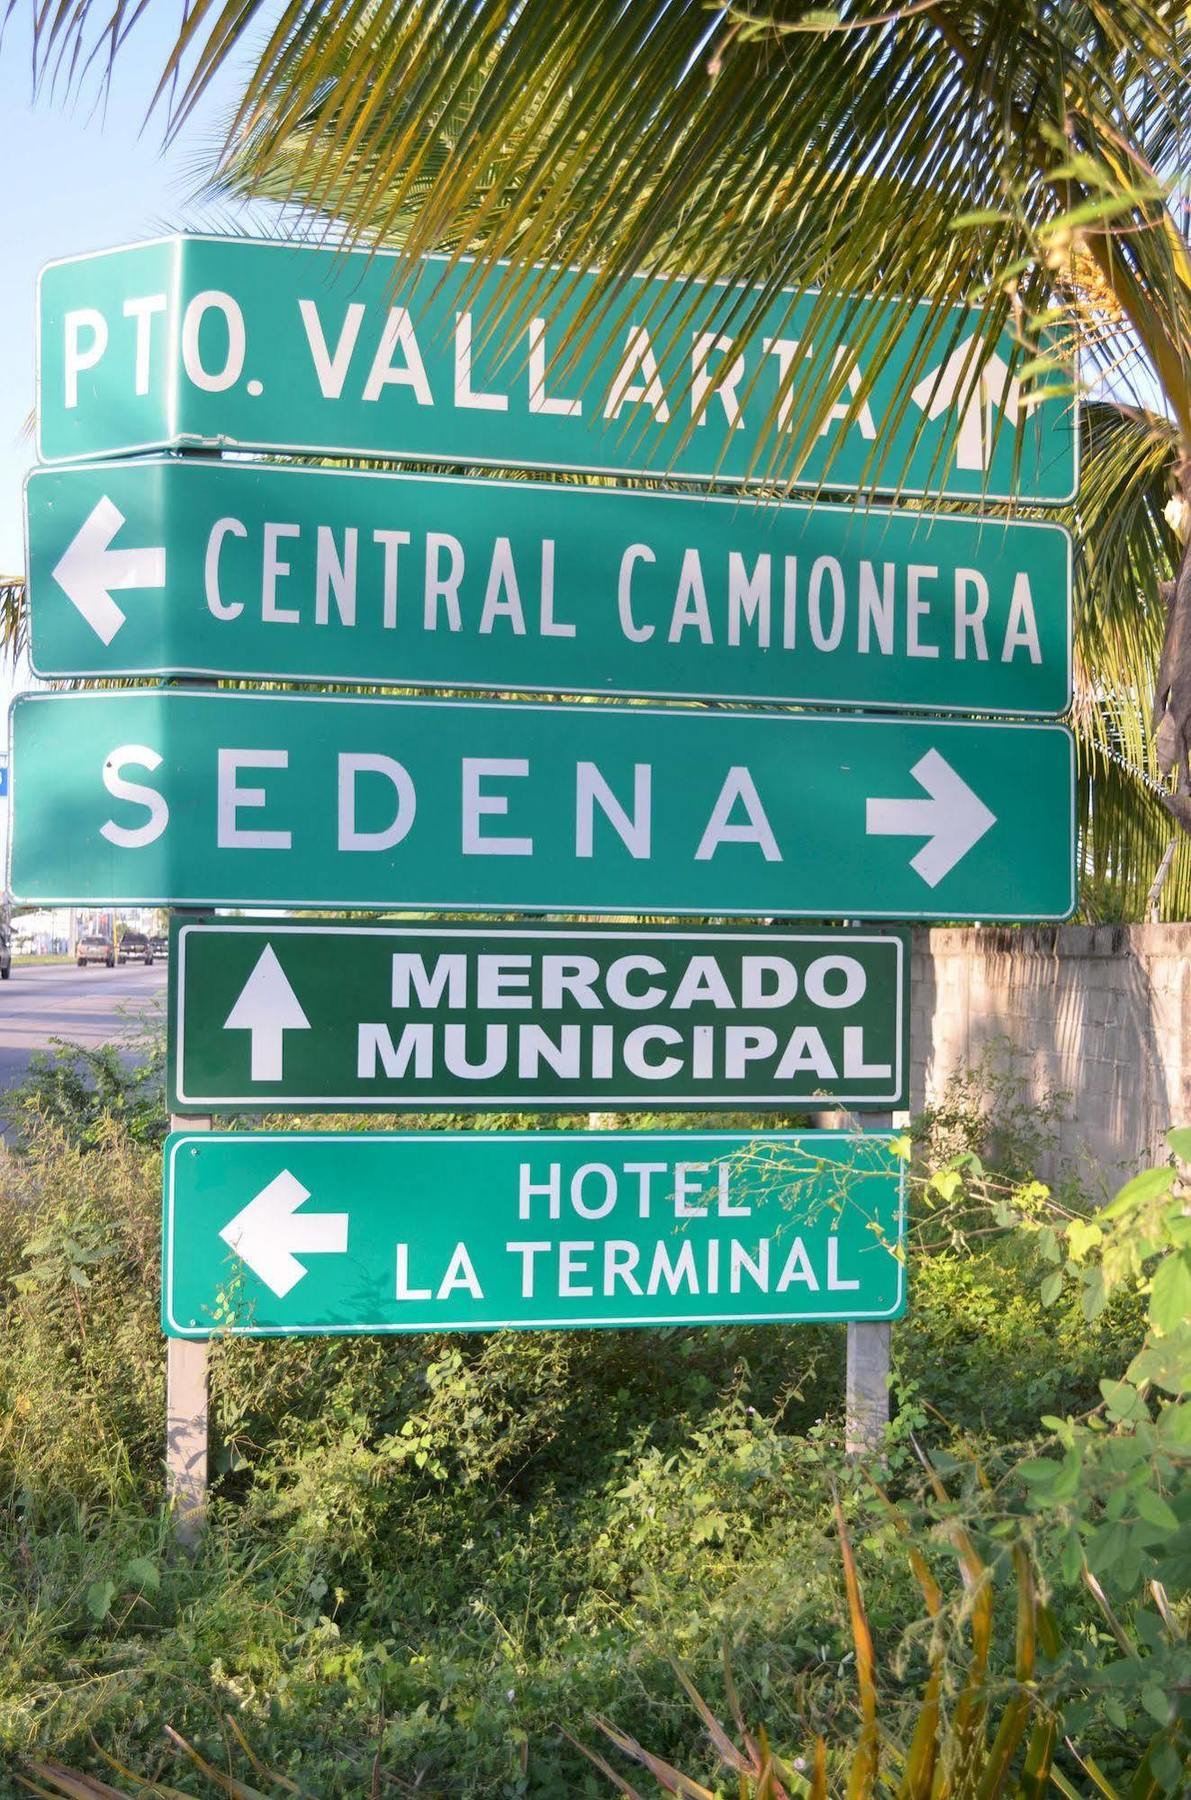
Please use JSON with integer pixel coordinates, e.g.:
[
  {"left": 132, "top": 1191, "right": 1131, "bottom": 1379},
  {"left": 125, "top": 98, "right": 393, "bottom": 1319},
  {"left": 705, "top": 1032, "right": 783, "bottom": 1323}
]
[
  {"left": 8, "top": 689, "right": 1077, "bottom": 921},
  {"left": 162, "top": 1129, "right": 907, "bottom": 1338},
  {"left": 37, "top": 235, "right": 1077, "bottom": 502},
  {"left": 26, "top": 457, "right": 1072, "bottom": 715}
]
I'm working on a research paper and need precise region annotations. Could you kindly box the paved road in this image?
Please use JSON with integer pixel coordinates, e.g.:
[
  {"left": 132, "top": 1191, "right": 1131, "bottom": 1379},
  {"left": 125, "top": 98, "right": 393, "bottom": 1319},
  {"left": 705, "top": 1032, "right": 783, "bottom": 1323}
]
[{"left": 0, "top": 961, "right": 167, "bottom": 1091}]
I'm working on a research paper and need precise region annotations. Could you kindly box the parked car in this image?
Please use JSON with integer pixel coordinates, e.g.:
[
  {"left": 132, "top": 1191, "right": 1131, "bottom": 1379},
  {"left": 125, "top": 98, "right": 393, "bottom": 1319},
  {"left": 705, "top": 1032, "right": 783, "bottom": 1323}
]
[
  {"left": 0, "top": 931, "right": 10, "bottom": 980},
  {"left": 117, "top": 931, "right": 155, "bottom": 966},
  {"left": 77, "top": 935, "right": 115, "bottom": 968},
  {"left": 150, "top": 936, "right": 169, "bottom": 960}
]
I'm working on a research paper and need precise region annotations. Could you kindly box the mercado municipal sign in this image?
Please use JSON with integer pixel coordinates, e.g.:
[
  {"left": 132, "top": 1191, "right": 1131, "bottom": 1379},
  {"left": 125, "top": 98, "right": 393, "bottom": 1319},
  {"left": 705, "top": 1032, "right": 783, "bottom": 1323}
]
[{"left": 168, "top": 920, "right": 910, "bottom": 1112}]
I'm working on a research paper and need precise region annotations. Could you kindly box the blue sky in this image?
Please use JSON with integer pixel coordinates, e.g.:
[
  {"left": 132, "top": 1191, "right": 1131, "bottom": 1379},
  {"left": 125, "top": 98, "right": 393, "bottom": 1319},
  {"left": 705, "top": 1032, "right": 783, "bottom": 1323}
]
[{"left": 0, "top": 9, "right": 277, "bottom": 574}]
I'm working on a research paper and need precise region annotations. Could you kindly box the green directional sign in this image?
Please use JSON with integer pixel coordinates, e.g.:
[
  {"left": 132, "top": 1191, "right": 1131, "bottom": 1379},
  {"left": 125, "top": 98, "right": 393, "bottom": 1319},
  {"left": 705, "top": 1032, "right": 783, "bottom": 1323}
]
[
  {"left": 9, "top": 690, "right": 1075, "bottom": 920},
  {"left": 162, "top": 1129, "right": 906, "bottom": 1338},
  {"left": 169, "top": 920, "right": 909, "bottom": 1113},
  {"left": 37, "top": 235, "right": 1076, "bottom": 502},
  {"left": 26, "top": 458, "right": 1072, "bottom": 715}
]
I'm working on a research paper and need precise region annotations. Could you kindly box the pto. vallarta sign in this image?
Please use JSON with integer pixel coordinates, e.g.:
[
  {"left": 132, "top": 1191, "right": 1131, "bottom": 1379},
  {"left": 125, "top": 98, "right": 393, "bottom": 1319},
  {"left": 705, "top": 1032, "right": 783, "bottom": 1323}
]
[{"left": 37, "top": 236, "right": 1077, "bottom": 502}]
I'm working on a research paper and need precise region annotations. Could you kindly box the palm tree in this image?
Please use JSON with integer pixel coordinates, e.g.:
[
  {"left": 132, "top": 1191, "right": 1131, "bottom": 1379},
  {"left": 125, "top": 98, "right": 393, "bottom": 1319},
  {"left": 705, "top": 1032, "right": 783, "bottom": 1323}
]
[{"left": 21, "top": 0, "right": 1191, "bottom": 914}]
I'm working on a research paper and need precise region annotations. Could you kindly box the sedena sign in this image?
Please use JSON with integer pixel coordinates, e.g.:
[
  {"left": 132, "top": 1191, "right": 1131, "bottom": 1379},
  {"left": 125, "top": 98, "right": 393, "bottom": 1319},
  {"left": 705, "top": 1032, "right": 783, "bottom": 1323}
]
[
  {"left": 9, "top": 689, "right": 1077, "bottom": 920},
  {"left": 27, "top": 458, "right": 1072, "bottom": 715},
  {"left": 37, "top": 235, "right": 1077, "bottom": 502},
  {"left": 168, "top": 920, "right": 910, "bottom": 1113},
  {"left": 161, "top": 1129, "right": 907, "bottom": 1338}
]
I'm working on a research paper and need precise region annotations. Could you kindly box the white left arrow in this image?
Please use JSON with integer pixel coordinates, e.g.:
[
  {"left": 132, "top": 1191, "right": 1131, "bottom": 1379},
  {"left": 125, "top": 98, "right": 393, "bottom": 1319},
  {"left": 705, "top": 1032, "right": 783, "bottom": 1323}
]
[
  {"left": 866, "top": 748, "right": 996, "bottom": 887},
  {"left": 220, "top": 1169, "right": 348, "bottom": 1298},
  {"left": 51, "top": 496, "right": 166, "bottom": 646},
  {"left": 223, "top": 946, "right": 311, "bottom": 1081}
]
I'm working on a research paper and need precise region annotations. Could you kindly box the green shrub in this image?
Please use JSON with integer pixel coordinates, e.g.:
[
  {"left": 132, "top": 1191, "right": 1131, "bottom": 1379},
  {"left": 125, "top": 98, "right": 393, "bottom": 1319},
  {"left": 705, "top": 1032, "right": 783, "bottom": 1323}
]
[{"left": 0, "top": 1039, "right": 1184, "bottom": 1795}]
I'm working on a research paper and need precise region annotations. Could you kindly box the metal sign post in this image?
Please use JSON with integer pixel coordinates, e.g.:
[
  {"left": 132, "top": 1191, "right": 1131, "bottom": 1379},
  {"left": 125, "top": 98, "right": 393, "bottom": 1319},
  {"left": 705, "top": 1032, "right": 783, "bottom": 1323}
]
[
  {"left": 845, "top": 1113, "right": 894, "bottom": 1455},
  {"left": 165, "top": 1107, "right": 209, "bottom": 1550}
]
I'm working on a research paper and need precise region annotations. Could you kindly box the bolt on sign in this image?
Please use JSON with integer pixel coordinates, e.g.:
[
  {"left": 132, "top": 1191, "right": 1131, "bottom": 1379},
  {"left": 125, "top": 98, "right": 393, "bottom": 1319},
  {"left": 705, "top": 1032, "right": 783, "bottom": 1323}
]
[
  {"left": 9, "top": 690, "right": 1076, "bottom": 920},
  {"left": 26, "top": 458, "right": 1072, "bottom": 715},
  {"left": 161, "top": 1130, "right": 906, "bottom": 1338},
  {"left": 168, "top": 920, "right": 910, "bottom": 1113},
  {"left": 38, "top": 235, "right": 1076, "bottom": 502}
]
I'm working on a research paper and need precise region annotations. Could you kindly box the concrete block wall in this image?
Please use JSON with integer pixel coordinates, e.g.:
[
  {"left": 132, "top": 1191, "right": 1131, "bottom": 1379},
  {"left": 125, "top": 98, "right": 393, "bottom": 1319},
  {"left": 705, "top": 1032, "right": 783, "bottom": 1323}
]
[{"left": 909, "top": 924, "right": 1190, "bottom": 1190}]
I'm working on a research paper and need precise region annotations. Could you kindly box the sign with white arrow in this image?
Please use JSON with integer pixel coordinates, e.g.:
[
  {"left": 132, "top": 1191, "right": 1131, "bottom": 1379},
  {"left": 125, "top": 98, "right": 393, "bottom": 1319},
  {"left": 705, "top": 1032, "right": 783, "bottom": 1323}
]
[
  {"left": 10, "top": 689, "right": 1076, "bottom": 920},
  {"left": 910, "top": 341, "right": 1028, "bottom": 474},
  {"left": 168, "top": 920, "right": 910, "bottom": 1113},
  {"left": 866, "top": 749, "right": 997, "bottom": 888},
  {"left": 219, "top": 1167, "right": 348, "bottom": 1299},
  {"left": 162, "top": 1129, "right": 906, "bottom": 1337},
  {"left": 222, "top": 945, "right": 311, "bottom": 1081},
  {"left": 37, "top": 234, "right": 1076, "bottom": 502},
  {"left": 48, "top": 494, "right": 167, "bottom": 648},
  {"left": 24, "top": 458, "right": 1073, "bottom": 715}
]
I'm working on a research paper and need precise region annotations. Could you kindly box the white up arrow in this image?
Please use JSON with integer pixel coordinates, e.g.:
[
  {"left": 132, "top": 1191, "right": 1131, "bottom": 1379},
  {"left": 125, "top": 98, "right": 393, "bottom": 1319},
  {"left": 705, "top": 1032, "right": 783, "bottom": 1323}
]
[
  {"left": 223, "top": 945, "right": 311, "bottom": 1081},
  {"left": 866, "top": 748, "right": 996, "bottom": 888},
  {"left": 51, "top": 496, "right": 166, "bottom": 646},
  {"left": 910, "top": 340, "right": 1025, "bottom": 472},
  {"left": 220, "top": 1168, "right": 349, "bottom": 1298}
]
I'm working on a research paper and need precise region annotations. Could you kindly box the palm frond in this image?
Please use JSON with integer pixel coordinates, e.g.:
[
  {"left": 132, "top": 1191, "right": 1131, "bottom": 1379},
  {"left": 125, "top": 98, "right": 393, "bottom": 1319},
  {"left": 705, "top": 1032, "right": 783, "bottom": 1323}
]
[
  {"left": 20, "top": 3, "right": 1191, "bottom": 484},
  {"left": 14, "top": 0, "right": 1191, "bottom": 905}
]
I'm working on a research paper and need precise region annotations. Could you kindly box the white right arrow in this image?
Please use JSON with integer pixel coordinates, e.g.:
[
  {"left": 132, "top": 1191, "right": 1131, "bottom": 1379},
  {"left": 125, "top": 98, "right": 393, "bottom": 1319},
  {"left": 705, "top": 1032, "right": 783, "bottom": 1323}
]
[
  {"left": 223, "top": 945, "right": 311, "bottom": 1081},
  {"left": 866, "top": 748, "right": 996, "bottom": 887},
  {"left": 220, "top": 1168, "right": 349, "bottom": 1298},
  {"left": 51, "top": 496, "right": 166, "bottom": 646}
]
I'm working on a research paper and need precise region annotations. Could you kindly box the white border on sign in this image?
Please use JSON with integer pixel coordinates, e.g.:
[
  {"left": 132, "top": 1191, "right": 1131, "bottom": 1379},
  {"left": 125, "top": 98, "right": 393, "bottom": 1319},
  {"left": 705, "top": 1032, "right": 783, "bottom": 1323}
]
[
  {"left": 24, "top": 457, "right": 1074, "bottom": 717},
  {"left": 6, "top": 690, "right": 1080, "bottom": 923},
  {"left": 35, "top": 234, "right": 1080, "bottom": 505},
  {"left": 161, "top": 1128, "right": 908, "bottom": 1337},
  {"left": 173, "top": 923, "right": 907, "bottom": 1108}
]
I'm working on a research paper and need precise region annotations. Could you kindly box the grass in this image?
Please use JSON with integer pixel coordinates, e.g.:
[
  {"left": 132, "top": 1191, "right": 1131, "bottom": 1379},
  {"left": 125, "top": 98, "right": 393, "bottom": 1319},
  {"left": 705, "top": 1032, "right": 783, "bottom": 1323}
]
[{"left": 0, "top": 1045, "right": 1180, "bottom": 1796}]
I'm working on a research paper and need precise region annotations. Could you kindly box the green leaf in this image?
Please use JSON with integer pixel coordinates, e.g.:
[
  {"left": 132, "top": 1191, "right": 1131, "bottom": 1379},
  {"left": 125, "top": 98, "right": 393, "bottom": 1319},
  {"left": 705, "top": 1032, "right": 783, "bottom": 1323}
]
[
  {"left": 1100, "top": 1378, "right": 1149, "bottom": 1424},
  {"left": 1129, "top": 1333, "right": 1191, "bottom": 1395},
  {"left": 1141, "top": 1684, "right": 1170, "bottom": 1725},
  {"left": 1087, "top": 1520, "right": 1131, "bottom": 1575},
  {"left": 1103, "top": 1167, "right": 1176, "bottom": 1219},
  {"left": 122, "top": 1556, "right": 160, "bottom": 1595},
  {"left": 1166, "top": 1128, "right": 1191, "bottom": 1164},
  {"left": 1066, "top": 1219, "right": 1103, "bottom": 1262},
  {"left": 1040, "top": 1272, "right": 1064, "bottom": 1307},
  {"left": 85, "top": 1578, "right": 116, "bottom": 1623},
  {"left": 1019, "top": 1457, "right": 1059, "bottom": 1486},
  {"left": 1081, "top": 1266, "right": 1108, "bottom": 1323},
  {"left": 1135, "top": 1488, "right": 1179, "bottom": 1532},
  {"left": 949, "top": 208, "right": 1012, "bottom": 228},
  {"left": 1061, "top": 1531, "right": 1083, "bottom": 1584},
  {"left": 1149, "top": 1251, "right": 1191, "bottom": 1336},
  {"left": 1157, "top": 1400, "right": 1191, "bottom": 1444},
  {"left": 1151, "top": 1739, "right": 1184, "bottom": 1791}
]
